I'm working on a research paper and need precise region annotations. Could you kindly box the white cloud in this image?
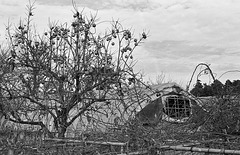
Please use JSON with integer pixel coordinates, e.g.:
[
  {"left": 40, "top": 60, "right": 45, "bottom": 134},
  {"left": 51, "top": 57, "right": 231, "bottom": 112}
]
[
  {"left": 36, "top": 0, "right": 162, "bottom": 11},
  {"left": 1, "top": 0, "right": 240, "bottom": 85}
]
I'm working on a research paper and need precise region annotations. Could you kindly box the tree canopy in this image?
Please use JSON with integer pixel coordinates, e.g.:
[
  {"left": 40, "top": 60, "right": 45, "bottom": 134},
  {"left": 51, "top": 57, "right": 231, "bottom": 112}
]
[
  {"left": 190, "top": 79, "right": 240, "bottom": 97},
  {"left": 0, "top": 3, "right": 149, "bottom": 138}
]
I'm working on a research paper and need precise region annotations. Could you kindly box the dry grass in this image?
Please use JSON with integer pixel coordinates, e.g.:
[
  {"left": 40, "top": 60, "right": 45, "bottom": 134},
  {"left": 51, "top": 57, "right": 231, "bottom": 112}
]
[
  {"left": 1, "top": 123, "right": 240, "bottom": 155},
  {"left": 1, "top": 98, "right": 240, "bottom": 154}
]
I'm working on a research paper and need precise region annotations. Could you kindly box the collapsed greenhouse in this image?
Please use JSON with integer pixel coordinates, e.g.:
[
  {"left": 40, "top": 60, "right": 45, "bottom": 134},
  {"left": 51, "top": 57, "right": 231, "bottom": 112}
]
[{"left": 136, "top": 82, "right": 207, "bottom": 125}]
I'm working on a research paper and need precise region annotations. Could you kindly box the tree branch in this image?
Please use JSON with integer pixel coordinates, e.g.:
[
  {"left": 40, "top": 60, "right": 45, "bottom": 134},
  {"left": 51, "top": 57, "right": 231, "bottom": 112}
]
[{"left": 10, "top": 95, "right": 57, "bottom": 120}]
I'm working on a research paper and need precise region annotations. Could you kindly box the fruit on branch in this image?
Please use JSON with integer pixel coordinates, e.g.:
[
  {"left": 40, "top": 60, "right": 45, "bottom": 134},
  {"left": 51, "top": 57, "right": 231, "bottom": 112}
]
[{"left": 142, "top": 32, "right": 147, "bottom": 39}]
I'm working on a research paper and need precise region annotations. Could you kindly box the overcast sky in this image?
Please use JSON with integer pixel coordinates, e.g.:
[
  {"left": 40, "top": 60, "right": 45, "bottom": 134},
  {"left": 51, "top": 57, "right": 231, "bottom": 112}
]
[{"left": 1, "top": 0, "right": 240, "bottom": 88}]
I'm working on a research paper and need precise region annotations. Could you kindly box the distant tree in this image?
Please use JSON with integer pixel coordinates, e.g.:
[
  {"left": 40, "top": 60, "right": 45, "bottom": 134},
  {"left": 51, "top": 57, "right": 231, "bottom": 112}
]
[
  {"left": 231, "top": 80, "right": 240, "bottom": 94},
  {"left": 202, "top": 83, "right": 213, "bottom": 96},
  {"left": 190, "top": 80, "right": 203, "bottom": 97},
  {"left": 191, "top": 79, "right": 240, "bottom": 97},
  {"left": 190, "top": 79, "right": 223, "bottom": 97},
  {"left": 0, "top": 3, "right": 148, "bottom": 138},
  {"left": 225, "top": 79, "right": 232, "bottom": 87},
  {"left": 211, "top": 80, "right": 224, "bottom": 96},
  {"left": 224, "top": 79, "right": 233, "bottom": 94}
]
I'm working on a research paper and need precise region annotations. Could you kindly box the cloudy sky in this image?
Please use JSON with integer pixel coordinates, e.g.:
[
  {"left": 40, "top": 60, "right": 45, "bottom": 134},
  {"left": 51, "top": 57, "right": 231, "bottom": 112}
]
[{"left": 1, "top": 0, "right": 240, "bottom": 88}]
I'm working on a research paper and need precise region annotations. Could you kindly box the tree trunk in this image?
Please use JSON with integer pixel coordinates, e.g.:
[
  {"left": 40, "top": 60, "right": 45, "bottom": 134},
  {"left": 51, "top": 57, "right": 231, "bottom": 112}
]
[
  {"left": 54, "top": 108, "right": 68, "bottom": 138},
  {"left": 43, "top": 126, "right": 54, "bottom": 138},
  {"left": 58, "top": 126, "right": 67, "bottom": 138}
]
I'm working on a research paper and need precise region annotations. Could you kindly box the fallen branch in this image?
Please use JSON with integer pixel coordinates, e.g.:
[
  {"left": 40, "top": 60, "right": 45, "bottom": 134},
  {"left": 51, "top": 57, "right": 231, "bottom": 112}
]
[
  {"left": 159, "top": 145, "right": 240, "bottom": 154},
  {"left": 44, "top": 138, "right": 128, "bottom": 153},
  {"left": 44, "top": 138, "right": 127, "bottom": 146}
]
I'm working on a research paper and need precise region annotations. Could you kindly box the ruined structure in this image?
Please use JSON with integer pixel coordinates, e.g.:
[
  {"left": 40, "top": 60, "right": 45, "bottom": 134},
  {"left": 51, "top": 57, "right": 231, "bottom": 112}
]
[{"left": 136, "top": 83, "right": 207, "bottom": 126}]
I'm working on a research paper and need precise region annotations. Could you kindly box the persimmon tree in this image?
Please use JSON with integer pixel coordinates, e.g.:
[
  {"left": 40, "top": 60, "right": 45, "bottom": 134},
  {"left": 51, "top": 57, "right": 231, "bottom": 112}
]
[{"left": 0, "top": 3, "right": 148, "bottom": 138}]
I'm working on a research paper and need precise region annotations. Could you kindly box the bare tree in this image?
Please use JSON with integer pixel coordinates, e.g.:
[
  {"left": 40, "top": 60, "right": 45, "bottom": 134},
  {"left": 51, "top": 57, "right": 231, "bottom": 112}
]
[{"left": 0, "top": 3, "right": 148, "bottom": 138}]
